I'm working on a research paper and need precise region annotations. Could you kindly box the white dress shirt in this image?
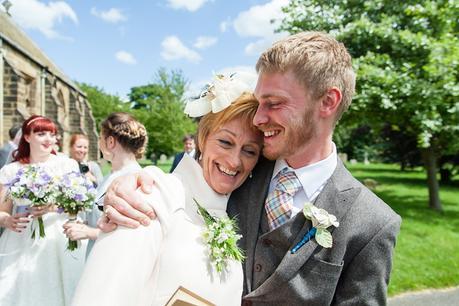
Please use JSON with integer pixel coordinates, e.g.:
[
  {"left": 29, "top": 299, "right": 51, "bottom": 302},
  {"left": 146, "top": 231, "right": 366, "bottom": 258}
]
[{"left": 269, "top": 143, "right": 337, "bottom": 216}]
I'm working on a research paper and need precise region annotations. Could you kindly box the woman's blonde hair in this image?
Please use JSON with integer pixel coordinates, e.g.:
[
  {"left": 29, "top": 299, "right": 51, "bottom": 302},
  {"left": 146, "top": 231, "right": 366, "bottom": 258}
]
[
  {"left": 196, "top": 92, "right": 260, "bottom": 156},
  {"left": 100, "top": 112, "right": 148, "bottom": 159}
]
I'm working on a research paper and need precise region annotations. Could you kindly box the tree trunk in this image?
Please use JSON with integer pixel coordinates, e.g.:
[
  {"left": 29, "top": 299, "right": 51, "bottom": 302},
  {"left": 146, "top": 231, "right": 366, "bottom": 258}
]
[
  {"left": 440, "top": 168, "right": 452, "bottom": 184},
  {"left": 423, "top": 146, "right": 442, "bottom": 211}
]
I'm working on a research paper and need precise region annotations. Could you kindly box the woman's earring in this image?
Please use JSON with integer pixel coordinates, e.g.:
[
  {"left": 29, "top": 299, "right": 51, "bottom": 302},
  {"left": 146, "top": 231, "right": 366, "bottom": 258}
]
[
  {"left": 198, "top": 155, "right": 202, "bottom": 161},
  {"left": 249, "top": 172, "right": 253, "bottom": 179}
]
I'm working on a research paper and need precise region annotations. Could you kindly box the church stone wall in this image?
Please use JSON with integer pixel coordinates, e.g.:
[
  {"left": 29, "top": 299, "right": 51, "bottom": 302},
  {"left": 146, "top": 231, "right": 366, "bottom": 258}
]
[{"left": 0, "top": 38, "right": 99, "bottom": 160}]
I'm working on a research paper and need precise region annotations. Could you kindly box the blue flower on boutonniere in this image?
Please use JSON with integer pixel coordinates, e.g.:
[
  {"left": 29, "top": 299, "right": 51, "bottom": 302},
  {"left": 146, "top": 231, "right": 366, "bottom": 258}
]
[{"left": 291, "top": 202, "right": 339, "bottom": 254}]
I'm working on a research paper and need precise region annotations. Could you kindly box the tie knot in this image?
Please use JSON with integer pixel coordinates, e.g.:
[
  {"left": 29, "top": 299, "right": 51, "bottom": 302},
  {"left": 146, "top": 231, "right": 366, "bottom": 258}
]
[{"left": 275, "top": 168, "right": 301, "bottom": 196}]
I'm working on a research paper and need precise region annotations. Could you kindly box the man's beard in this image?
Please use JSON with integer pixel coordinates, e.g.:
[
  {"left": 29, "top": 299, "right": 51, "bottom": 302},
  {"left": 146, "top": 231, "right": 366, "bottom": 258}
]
[{"left": 262, "top": 106, "right": 316, "bottom": 160}]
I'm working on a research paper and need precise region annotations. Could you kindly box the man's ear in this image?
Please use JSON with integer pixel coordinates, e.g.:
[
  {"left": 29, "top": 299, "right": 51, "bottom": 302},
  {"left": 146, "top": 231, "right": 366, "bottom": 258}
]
[{"left": 319, "top": 87, "right": 342, "bottom": 118}]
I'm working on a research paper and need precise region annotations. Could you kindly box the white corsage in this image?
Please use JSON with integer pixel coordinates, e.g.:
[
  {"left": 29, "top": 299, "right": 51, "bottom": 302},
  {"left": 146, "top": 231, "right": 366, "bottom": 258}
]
[
  {"left": 291, "top": 202, "right": 339, "bottom": 253},
  {"left": 194, "top": 199, "right": 244, "bottom": 273},
  {"left": 184, "top": 72, "right": 255, "bottom": 117}
]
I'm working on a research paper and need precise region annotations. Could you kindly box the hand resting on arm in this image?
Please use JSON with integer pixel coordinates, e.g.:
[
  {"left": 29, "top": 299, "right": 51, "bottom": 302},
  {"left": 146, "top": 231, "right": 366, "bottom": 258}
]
[{"left": 99, "top": 170, "right": 157, "bottom": 232}]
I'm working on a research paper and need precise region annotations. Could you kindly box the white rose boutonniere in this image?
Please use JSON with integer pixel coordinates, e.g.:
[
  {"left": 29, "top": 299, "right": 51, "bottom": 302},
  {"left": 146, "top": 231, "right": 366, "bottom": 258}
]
[{"left": 291, "top": 202, "right": 339, "bottom": 254}]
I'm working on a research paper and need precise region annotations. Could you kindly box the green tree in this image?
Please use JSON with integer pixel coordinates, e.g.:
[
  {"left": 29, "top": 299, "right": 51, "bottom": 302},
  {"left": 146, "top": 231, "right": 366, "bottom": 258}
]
[
  {"left": 78, "top": 83, "right": 129, "bottom": 130},
  {"left": 129, "top": 68, "right": 196, "bottom": 157},
  {"left": 280, "top": 0, "right": 459, "bottom": 211}
]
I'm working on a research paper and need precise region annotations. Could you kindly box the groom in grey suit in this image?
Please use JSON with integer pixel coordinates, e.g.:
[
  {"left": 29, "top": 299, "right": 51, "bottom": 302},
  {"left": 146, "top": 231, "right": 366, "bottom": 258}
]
[
  {"left": 101, "top": 32, "right": 401, "bottom": 305},
  {"left": 225, "top": 32, "right": 401, "bottom": 305}
]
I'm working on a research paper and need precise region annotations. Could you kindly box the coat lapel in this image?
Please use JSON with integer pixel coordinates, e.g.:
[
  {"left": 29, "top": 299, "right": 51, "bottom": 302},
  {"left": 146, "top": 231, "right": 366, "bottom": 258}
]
[
  {"left": 246, "top": 159, "right": 361, "bottom": 298},
  {"left": 244, "top": 157, "right": 275, "bottom": 292}
]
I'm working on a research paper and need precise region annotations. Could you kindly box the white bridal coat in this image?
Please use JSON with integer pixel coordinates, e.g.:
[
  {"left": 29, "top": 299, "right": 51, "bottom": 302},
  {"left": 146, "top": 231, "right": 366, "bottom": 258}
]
[{"left": 72, "top": 154, "right": 243, "bottom": 306}]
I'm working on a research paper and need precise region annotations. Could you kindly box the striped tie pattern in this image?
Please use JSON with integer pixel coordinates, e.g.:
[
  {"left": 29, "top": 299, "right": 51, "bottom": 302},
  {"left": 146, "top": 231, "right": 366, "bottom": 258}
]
[{"left": 265, "top": 168, "right": 302, "bottom": 230}]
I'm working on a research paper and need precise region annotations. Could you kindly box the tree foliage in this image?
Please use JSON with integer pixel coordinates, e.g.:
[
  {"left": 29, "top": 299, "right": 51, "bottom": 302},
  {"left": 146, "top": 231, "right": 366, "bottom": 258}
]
[
  {"left": 280, "top": 0, "right": 459, "bottom": 210},
  {"left": 78, "top": 83, "right": 129, "bottom": 131},
  {"left": 129, "top": 68, "right": 196, "bottom": 157}
]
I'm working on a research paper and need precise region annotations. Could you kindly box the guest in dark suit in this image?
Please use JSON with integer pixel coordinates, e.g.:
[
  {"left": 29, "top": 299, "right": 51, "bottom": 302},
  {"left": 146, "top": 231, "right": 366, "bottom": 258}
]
[
  {"left": 0, "top": 125, "right": 21, "bottom": 169},
  {"left": 170, "top": 134, "right": 195, "bottom": 173},
  {"left": 100, "top": 32, "right": 401, "bottom": 305}
]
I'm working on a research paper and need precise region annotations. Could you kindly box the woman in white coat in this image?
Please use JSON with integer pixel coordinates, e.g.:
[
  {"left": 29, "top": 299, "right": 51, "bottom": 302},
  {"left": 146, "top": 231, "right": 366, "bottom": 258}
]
[{"left": 72, "top": 75, "right": 263, "bottom": 306}]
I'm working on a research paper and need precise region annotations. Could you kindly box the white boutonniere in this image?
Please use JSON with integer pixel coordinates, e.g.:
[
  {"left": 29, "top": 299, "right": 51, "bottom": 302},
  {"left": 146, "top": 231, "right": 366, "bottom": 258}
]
[
  {"left": 291, "top": 202, "right": 339, "bottom": 253},
  {"left": 194, "top": 199, "right": 245, "bottom": 273}
]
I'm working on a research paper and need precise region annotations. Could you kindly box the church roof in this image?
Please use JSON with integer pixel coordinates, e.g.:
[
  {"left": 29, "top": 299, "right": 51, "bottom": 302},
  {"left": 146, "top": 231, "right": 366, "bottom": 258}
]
[{"left": 0, "top": 10, "right": 85, "bottom": 96}]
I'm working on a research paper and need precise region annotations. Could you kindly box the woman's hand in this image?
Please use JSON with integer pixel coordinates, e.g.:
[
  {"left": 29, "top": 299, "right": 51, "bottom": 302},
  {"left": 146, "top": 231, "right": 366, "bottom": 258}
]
[
  {"left": 100, "top": 171, "right": 156, "bottom": 233},
  {"left": 63, "top": 221, "right": 100, "bottom": 241},
  {"left": 29, "top": 204, "right": 54, "bottom": 218},
  {"left": 85, "top": 171, "right": 97, "bottom": 184},
  {"left": 1, "top": 212, "right": 30, "bottom": 232}
]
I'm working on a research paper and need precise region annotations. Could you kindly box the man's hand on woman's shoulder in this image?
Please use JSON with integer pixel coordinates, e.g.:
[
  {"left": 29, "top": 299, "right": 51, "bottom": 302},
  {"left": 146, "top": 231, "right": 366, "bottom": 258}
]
[{"left": 99, "top": 171, "right": 157, "bottom": 233}]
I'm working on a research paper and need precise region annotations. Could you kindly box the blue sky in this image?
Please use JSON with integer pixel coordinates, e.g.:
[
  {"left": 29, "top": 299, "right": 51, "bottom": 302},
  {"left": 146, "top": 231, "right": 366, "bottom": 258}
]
[{"left": 4, "top": 0, "right": 290, "bottom": 99}]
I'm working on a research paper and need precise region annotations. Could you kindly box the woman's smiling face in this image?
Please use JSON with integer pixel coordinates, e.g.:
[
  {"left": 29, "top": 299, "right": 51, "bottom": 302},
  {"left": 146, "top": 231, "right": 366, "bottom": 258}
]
[
  {"left": 25, "top": 130, "right": 56, "bottom": 155},
  {"left": 200, "top": 119, "right": 262, "bottom": 195}
]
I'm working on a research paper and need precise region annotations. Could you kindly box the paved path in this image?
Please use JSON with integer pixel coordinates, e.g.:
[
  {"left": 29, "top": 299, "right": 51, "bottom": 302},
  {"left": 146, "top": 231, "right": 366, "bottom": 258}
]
[{"left": 388, "top": 287, "right": 459, "bottom": 306}]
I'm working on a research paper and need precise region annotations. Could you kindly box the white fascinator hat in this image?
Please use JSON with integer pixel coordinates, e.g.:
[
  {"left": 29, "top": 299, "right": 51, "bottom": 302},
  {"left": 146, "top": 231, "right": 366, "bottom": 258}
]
[{"left": 184, "top": 71, "right": 258, "bottom": 118}]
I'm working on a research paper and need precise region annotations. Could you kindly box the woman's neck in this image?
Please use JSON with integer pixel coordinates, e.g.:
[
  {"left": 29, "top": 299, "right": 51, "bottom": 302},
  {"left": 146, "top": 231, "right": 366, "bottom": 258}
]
[
  {"left": 111, "top": 152, "right": 137, "bottom": 171},
  {"left": 29, "top": 151, "right": 52, "bottom": 164}
]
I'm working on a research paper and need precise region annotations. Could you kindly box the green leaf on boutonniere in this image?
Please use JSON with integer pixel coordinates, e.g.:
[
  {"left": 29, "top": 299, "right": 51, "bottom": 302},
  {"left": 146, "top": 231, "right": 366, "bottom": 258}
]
[{"left": 315, "top": 228, "right": 333, "bottom": 248}]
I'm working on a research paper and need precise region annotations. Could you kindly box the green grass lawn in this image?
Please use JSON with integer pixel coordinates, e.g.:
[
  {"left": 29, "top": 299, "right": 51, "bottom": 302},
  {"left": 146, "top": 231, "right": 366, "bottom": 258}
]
[
  {"left": 100, "top": 159, "right": 172, "bottom": 176},
  {"left": 347, "top": 163, "right": 459, "bottom": 296}
]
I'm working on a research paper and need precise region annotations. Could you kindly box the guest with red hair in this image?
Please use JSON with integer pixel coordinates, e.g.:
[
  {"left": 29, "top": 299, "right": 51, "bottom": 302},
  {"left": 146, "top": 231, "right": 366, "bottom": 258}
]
[{"left": 0, "top": 115, "right": 88, "bottom": 306}]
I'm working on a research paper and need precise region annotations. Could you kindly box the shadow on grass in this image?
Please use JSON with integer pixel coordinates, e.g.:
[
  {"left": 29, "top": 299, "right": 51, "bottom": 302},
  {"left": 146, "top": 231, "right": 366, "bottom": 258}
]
[
  {"left": 374, "top": 189, "right": 459, "bottom": 231},
  {"left": 347, "top": 163, "right": 459, "bottom": 230}
]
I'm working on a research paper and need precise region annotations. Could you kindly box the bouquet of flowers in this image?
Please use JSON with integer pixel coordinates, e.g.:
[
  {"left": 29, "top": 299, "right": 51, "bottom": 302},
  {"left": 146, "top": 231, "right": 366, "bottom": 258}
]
[
  {"left": 55, "top": 171, "right": 96, "bottom": 251},
  {"left": 5, "top": 165, "right": 57, "bottom": 239}
]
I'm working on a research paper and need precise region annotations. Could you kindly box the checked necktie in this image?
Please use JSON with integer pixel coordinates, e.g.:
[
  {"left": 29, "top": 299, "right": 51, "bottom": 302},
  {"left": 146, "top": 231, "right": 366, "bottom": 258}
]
[{"left": 265, "top": 167, "right": 302, "bottom": 230}]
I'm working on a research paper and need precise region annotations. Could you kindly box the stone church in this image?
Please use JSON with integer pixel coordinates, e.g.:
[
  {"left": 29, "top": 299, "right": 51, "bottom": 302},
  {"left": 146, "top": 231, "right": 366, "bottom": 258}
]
[{"left": 0, "top": 10, "right": 99, "bottom": 160}]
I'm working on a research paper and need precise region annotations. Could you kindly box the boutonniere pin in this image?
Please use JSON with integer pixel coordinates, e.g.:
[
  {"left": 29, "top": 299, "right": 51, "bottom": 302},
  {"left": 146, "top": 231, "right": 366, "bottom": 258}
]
[
  {"left": 291, "top": 202, "right": 339, "bottom": 254},
  {"left": 194, "top": 199, "right": 245, "bottom": 273}
]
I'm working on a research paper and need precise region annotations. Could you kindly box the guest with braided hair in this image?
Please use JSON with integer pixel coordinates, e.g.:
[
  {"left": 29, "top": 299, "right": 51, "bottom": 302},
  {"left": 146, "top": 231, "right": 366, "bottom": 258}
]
[{"left": 63, "top": 113, "right": 148, "bottom": 257}]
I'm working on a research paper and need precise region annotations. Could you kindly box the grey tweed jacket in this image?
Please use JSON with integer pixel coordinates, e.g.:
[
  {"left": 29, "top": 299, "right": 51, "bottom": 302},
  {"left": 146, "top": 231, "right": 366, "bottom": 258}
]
[{"left": 227, "top": 157, "right": 401, "bottom": 306}]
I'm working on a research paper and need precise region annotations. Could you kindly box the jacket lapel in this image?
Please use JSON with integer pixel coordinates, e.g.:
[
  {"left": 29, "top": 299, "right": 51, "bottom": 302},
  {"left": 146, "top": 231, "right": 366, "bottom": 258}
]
[
  {"left": 246, "top": 159, "right": 361, "bottom": 298},
  {"left": 244, "top": 157, "right": 275, "bottom": 292}
]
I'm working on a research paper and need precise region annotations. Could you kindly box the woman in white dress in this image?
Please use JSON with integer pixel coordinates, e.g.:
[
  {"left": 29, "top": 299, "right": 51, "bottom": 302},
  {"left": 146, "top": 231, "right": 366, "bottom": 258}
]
[
  {"left": 72, "top": 77, "right": 263, "bottom": 306},
  {"left": 63, "top": 113, "right": 148, "bottom": 257},
  {"left": 0, "top": 115, "right": 87, "bottom": 306}
]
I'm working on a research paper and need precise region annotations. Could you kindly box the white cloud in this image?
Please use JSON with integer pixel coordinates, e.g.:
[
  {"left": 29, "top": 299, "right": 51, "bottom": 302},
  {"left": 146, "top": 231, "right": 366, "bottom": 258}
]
[
  {"left": 193, "top": 36, "right": 217, "bottom": 49},
  {"left": 91, "top": 7, "right": 127, "bottom": 24},
  {"left": 9, "top": 0, "right": 78, "bottom": 39},
  {"left": 219, "top": 18, "right": 231, "bottom": 33},
  {"left": 233, "top": 0, "right": 289, "bottom": 55},
  {"left": 167, "top": 0, "right": 209, "bottom": 12},
  {"left": 115, "top": 51, "right": 137, "bottom": 65},
  {"left": 161, "top": 36, "right": 202, "bottom": 63}
]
